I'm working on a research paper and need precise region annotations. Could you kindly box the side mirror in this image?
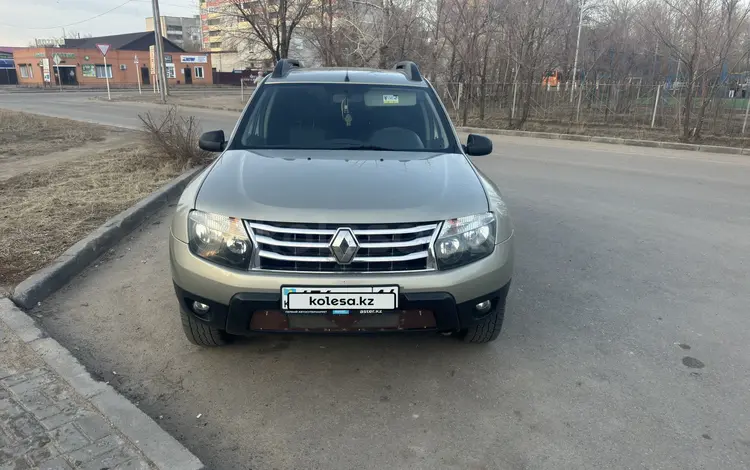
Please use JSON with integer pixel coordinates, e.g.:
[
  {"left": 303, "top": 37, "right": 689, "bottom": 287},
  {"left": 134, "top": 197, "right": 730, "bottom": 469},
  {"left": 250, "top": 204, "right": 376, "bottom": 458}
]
[
  {"left": 199, "top": 130, "right": 226, "bottom": 152},
  {"left": 465, "top": 134, "right": 493, "bottom": 156}
]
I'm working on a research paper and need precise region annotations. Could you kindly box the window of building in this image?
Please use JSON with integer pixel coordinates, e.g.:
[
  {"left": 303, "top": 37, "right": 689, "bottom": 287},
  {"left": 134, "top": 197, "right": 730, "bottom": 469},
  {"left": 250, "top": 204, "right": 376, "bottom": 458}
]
[
  {"left": 167, "top": 25, "right": 183, "bottom": 32},
  {"left": 210, "top": 41, "right": 222, "bottom": 49},
  {"left": 208, "top": 18, "right": 221, "bottom": 25},
  {"left": 95, "top": 64, "right": 113, "bottom": 79},
  {"left": 166, "top": 63, "right": 176, "bottom": 79},
  {"left": 194, "top": 66, "right": 204, "bottom": 79},
  {"left": 19, "top": 64, "right": 31, "bottom": 78},
  {"left": 209, "top": 29, "right": 222, "bottom": 36}
]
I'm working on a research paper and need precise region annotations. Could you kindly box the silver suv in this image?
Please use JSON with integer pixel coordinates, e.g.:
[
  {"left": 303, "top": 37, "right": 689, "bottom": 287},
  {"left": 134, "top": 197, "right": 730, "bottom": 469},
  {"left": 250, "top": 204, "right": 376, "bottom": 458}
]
[{"left": 170, "top": 60, "right": 514, "bottom": 346}]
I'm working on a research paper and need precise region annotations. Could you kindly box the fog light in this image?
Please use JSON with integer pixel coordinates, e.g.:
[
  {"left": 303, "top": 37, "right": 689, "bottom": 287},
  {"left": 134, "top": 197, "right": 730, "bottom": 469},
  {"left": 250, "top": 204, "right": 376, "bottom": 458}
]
[
  {"left": 475, "top": 300, "right": 491, "bottom": 312},
  {"left": 192, "top": 301, "right": 210, "bottom": 315}
]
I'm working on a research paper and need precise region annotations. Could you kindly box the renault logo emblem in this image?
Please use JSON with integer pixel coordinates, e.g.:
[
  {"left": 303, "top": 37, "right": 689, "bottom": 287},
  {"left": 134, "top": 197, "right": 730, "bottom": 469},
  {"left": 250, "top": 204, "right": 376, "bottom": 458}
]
[{"left": 329, "top": 228, "right": 359, "bottom": 264}]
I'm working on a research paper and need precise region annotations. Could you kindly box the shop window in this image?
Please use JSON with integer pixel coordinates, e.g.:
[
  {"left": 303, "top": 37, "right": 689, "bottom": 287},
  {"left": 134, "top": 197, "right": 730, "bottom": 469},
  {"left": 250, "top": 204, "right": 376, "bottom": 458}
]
[{"left": 95, "top": 64, "right": 113, "bottom": 79}]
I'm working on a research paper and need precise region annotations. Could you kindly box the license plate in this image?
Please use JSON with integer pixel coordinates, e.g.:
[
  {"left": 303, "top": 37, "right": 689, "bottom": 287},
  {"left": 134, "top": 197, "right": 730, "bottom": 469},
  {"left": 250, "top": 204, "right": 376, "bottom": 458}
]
[{"left": 281, "top": 286, "right": 399, "bottom": 314}]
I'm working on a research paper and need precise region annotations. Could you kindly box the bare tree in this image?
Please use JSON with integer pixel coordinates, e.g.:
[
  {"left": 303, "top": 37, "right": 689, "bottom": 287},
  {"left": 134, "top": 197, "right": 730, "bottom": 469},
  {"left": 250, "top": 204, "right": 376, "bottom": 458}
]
[
  {"left": 205, "top": 0, "right": 750, "bottom": 141},
  {"left": 504, "top": 0, "right": 569, "bottom": 127},
  {"left": 223, "top": 0, "right": 316, "bottom": 62},
  {"left": 653, "top": 0, "right": 750, "bottom": 139}
]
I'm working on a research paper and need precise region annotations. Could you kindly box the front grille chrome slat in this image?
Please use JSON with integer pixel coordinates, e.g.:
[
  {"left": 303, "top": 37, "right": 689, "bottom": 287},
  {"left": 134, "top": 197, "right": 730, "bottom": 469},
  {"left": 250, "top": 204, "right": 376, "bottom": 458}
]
[
  {"left": 359, "top": 236, "right": 433, "bottom": 249},
  {"left": 255, "top": 235, "right": 328, "bottom": 249},
  {"left": 259, "top": 250, "right": 337, "bottom": 263},
  {"left": 257, "top": 250, "right": 428, "bottom": 264},
  {"left": 354, "top": 224, "right": 438, "bottom": 235},
  {"left": 245, "top": 220, "right": 439, "bottom": 273},
  {"left": 248, "top": 222, "right": 336, "bottom": 236}
]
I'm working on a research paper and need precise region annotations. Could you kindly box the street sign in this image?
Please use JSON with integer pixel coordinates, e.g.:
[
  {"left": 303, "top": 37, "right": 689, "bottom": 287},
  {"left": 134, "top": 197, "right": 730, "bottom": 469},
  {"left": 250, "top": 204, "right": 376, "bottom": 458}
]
[
  {"left": 135, "top": 55, "right": 142, "bottom": 95},
  {"left": 96, "top": 44, "right": 111, "bottom": 56},
  {"left": 42, "top": 58, "right": 50, "bottom": 83},
  {"left": 96, "top": 44, "right": 112, "bottom": 101},
  {"left": 52, "top": 55, "right": 62, "bottom": 91}
]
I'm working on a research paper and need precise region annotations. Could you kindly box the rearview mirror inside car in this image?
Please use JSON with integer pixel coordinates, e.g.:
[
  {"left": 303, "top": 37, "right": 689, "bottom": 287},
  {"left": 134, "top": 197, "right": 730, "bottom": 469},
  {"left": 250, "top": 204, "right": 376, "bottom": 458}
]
[
  {"left": 199, "top": 130, "right": 226, "bottom": 152},
  {"left": 465, "top": 134, "right": 493, "bottom": 156}
]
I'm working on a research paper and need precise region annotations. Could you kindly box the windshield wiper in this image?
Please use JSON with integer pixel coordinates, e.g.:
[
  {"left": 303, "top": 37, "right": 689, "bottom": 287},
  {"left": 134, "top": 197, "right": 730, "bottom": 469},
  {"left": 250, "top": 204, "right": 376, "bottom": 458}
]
[{"left": 330, "top": 144, "right": 393, "bottom": 151}]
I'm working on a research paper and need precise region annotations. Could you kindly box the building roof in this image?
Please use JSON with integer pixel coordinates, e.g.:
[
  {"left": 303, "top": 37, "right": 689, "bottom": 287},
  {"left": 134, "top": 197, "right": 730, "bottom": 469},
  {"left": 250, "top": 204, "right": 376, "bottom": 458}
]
[
  {"left": 64, "top": 32, "right": 185, "bottom": 53},
  {"left": 265, "top": 68, "right": 429, "bottom": 87}
]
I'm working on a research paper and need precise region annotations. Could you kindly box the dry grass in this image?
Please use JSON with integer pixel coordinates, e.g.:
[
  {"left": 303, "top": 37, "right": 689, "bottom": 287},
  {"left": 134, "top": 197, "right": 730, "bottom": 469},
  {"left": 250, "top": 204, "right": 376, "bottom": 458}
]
[
  {"left": 139, "top": 106, "right": 214, "bottom": 168},
  {"left": 94, "top": 93, "right": 247, "bottom": 112},
  {"left": 460, "top": 114, "right": 750, "bottom": 148},
  {"left": 0, "top": 145, "right": 183, "bottom": 286},
  {"left": 0, "top": 110, "right": 107, "bottom": 157}
]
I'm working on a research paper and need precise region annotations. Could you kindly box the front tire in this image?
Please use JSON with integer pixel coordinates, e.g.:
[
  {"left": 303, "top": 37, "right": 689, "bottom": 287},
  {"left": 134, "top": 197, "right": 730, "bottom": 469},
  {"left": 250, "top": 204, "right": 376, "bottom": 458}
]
[
  {"left": 180, "top": 308, "right": 230, "bottom": 347},
  {"left": 455, "top": 304, "right": 505, "bottom": 344}
]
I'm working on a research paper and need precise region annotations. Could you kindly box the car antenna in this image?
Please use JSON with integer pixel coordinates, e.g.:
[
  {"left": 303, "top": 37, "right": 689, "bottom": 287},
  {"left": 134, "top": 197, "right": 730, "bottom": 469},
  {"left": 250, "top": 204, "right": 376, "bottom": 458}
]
[{"left": 345, "top": 68, "right": 350, "bottom": 82}]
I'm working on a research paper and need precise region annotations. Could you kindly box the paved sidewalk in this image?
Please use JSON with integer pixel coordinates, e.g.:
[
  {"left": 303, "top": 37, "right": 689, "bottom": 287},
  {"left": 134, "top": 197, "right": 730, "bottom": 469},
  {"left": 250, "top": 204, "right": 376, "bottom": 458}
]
[{"left": 0, "top": 299, "right": 203, "bottom": 470}]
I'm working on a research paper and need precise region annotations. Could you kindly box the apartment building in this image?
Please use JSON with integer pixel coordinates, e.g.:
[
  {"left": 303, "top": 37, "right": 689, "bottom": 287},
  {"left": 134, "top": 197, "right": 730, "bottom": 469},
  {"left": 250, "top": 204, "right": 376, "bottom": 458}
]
[{"left": 146, "top": 15, "right": 202, "bottom": 51}]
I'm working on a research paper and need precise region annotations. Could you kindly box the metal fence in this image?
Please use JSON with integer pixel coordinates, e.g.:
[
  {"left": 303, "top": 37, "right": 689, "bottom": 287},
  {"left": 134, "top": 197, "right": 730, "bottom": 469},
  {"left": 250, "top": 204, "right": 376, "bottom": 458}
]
[{"left": 434, "top": 81, "right": 750, "bottom": 137}]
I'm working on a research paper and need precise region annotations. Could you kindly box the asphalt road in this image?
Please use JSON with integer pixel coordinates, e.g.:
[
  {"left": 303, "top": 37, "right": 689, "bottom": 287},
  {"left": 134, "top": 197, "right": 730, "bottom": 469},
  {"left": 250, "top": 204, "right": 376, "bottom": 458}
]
[
  {"left": 0, "top": 89, "right": 240, "bottom": 132},
  {"left": 5, "top": 93, "right": 750, "bottom": 469}
]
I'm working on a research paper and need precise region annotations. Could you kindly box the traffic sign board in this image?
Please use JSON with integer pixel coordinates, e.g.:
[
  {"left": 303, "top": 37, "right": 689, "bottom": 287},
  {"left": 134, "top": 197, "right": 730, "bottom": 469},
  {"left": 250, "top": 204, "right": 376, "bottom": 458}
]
[
  {"left": 96, "top": 43, "right": 111, "bottom": 56},
  {"left": 52, "top": 54, "right": 61, "bottom": 66}
]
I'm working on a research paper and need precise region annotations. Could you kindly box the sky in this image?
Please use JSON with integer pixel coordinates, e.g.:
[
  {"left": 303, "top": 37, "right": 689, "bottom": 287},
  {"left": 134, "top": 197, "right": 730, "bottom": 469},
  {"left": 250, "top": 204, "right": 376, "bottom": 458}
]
[{"left": 0, "top": 0, "right": 200, "bottom": 46}]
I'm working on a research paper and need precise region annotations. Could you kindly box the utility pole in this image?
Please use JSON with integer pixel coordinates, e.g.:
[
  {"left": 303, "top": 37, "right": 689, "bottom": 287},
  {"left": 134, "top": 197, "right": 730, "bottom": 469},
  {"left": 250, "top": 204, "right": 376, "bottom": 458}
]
[
  {"left": 151, "top": 0, "right": 169, "bottom": 101},
  {"left": 571, "top": 0, "right": 584, "bottom": 102}
]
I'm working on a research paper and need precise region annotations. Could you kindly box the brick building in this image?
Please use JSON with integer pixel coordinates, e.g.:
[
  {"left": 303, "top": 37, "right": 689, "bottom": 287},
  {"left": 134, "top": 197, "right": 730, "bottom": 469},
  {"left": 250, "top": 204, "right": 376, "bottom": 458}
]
[{"left": 12, "top": 32, "right": 213, "bottom": 88}]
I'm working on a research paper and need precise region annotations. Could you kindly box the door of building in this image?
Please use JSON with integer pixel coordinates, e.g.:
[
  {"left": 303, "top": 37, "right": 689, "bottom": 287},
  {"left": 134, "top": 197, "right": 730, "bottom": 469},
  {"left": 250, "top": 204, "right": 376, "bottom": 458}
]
[
  {"left": 141, "top": 67, "right": 150, "bottom": 85},
  {"left": 184, "top": 67, "right": 192, "bottom": 85},
  {"left": 55, "top": 66, "right": 78, "bottom": 86},
  {"left": 62, "top": 67, "right": 78, "bottom": 86}
]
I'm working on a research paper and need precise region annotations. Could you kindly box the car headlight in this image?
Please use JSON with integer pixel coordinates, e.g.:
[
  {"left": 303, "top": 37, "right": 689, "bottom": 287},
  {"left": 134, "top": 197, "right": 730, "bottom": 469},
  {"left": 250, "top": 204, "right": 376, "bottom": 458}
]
[
  {"left": 434, "top": 213, "right": 496, "bottom": 270},
  {"left": 188, "top": 210, "right": 253, "bottom": 269}
]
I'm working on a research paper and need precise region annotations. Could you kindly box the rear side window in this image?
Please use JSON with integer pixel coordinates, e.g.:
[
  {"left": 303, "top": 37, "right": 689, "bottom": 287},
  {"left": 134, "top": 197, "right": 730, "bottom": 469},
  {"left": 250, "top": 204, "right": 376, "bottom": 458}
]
[{"left": 232, "top": 83, "right": 458, "bottom": 153}]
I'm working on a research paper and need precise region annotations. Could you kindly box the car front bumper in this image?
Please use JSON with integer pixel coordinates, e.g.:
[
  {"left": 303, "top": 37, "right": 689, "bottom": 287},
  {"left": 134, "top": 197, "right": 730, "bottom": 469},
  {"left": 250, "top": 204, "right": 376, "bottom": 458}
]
[{"left": 170, "top": 232, "right": 513, "bottom": 334}]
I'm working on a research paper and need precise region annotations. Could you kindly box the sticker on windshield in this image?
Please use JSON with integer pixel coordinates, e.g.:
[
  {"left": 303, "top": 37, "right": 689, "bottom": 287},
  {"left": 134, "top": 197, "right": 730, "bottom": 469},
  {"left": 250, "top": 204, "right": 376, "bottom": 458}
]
[{"left": 383, "top": 94, "right": 399, "bottom": 104}]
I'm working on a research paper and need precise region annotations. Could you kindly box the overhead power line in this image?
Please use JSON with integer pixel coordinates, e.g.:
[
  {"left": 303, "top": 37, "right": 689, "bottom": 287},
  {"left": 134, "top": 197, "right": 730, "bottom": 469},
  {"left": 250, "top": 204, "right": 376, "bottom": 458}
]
[{"left": 0, "top": 0, "right": 139, "bottom": 30}]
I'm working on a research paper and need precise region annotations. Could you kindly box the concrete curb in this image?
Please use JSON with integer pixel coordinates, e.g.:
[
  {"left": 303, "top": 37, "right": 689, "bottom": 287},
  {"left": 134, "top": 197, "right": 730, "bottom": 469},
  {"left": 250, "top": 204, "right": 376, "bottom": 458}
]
[
  {"left": 456, "top": 126, "right": 750, "bottom": 155},
  {"left": 11, "top": 165, "right": 205, "bottom": 311},
  {"left": 90, "top": 95, "right": 246, "bottom": 113},
  {"left": 0, "top": 298, "right": 205, "bottom": 470}
]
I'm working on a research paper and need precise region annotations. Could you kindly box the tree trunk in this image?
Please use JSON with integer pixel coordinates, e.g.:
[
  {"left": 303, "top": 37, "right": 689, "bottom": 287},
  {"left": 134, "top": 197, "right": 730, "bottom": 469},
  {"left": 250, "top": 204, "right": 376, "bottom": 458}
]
[
  {"left": 428, "top": 0, "right": 444, "bottom": 82},
  {"left": 683, "top": 82, "right": 693, "bottom": 140},
  {"left": 479, "top": 38, "right": 491, "bottom": 122},
  {"left": 378, "top": 1, "right": 388, "bottom": 68}
]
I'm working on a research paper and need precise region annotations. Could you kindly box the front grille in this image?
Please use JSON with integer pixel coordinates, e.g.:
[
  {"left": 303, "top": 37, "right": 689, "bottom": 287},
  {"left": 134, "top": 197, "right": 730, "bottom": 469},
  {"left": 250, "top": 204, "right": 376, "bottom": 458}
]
[{"left": 245, "top": 220, "right": 440, "bottom": 272}]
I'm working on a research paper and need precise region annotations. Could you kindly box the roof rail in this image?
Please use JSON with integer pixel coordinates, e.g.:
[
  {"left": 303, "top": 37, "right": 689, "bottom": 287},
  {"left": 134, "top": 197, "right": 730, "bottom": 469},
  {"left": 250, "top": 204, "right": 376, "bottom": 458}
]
[
  {"left": 272, "top": 58, "right": 303, "bottom": 78},
  {"left": 393, "top": 61, "right": 423, "bottom": 82}
]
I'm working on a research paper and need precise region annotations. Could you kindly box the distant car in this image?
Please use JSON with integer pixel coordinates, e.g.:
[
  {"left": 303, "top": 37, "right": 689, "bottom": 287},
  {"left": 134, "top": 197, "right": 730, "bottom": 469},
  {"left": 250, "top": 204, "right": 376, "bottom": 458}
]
[{"left": 170, "top": 59, "right": 514, "bottom": 346}]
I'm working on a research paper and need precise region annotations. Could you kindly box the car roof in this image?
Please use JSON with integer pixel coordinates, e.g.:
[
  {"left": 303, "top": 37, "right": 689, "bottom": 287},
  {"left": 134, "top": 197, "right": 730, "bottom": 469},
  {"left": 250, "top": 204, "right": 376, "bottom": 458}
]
[{"left": 264, "top": 67, "right": 429, "bottom": 87}]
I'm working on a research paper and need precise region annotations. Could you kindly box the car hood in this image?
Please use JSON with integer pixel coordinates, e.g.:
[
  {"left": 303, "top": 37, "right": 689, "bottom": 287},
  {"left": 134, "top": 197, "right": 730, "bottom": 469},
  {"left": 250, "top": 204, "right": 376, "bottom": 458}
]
[{"left": 194, "top": 149, "right": 489, "bottom": 224}]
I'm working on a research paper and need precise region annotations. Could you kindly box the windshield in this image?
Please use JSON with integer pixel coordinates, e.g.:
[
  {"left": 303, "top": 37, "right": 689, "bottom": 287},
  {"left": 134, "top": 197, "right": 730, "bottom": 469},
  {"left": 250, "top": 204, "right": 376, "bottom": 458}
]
[{"left": 230, "top": 83, "right": 459, "bottom": 153}]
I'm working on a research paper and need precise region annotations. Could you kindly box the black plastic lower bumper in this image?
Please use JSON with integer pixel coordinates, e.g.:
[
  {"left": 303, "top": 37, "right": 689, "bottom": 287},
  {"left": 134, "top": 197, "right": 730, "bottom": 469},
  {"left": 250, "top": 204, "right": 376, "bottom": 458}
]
[{"left": 174, "top": 281, "right": 511, "bottom": 336}]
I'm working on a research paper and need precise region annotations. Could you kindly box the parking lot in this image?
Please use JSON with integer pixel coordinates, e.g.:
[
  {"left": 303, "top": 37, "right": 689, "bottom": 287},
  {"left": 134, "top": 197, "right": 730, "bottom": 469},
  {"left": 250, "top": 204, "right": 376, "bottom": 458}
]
[{"left": 14, "top": 92, "right": 748, "bottom": 470}]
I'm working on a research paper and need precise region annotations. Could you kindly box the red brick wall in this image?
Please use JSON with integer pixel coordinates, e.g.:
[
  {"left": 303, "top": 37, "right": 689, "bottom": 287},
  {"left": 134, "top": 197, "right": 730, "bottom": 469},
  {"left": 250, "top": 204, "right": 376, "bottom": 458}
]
[{"left": 12, "top": 47, "right": 214, "bottom": 87}]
